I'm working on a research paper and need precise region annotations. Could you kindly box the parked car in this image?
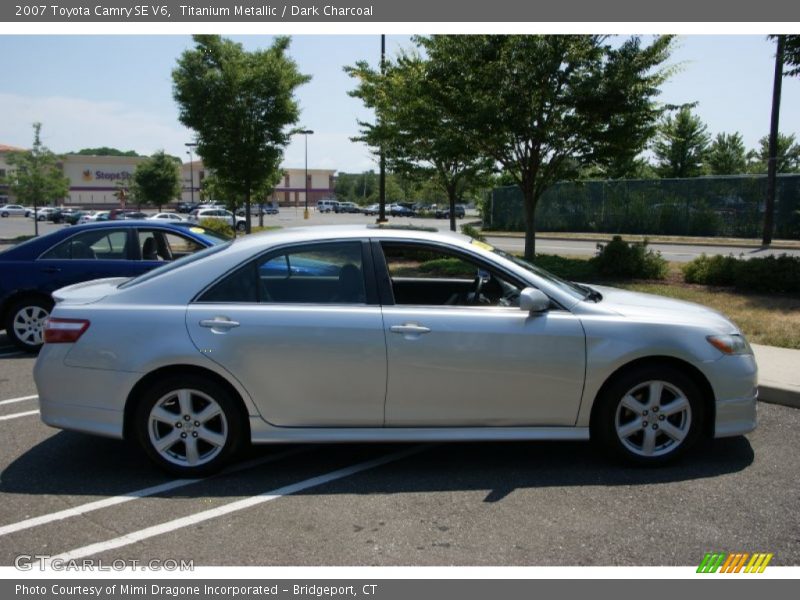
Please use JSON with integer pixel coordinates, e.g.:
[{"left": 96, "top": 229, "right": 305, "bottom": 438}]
[
  {"left": 235, "top": 204, "right": 279, "bottom": 217},
  {"left": 436, "top": 204, "right": 466, "bottom": 219},
  {"left": 78, "top": 211, "right": 110, "bottom": 225},
  {"left": 176, "top": 202, "right": 200, "bottom": 214},
  {"left": 148, "top": 212, "right": 186, "bottom": 222},
  {"left": 29, "top": 207, "right": 63, "bottom": 222},
  {"left": 189, "top": 208, "right": 247, "bottom": 231},
  {"left": 389, "top": 203, "right": 415, "bottom": 217},
  {"left": 335, "top": 201, "right": 362, "bottom": 214},
  {"left": 33, "top": 225, "right": 756, "bottom": 476},
  {"left": 363, "top": 203, "right": 381, "bottom": 216},
  {"left": 64, "top": 210, "right": 89, "bottom": 226},
  {"left": 317, "top": 199, "right": 339, "bottom": 213},
  {"left": 0, "top": 221, "right": 227, "bottom": 352},
  {"left": 1, "top": 204, "right": 29, "bottom": 217}
]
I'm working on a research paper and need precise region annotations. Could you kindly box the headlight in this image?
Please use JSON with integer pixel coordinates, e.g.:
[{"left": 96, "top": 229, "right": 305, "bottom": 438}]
[{"left": 707, "top": 334, "right": 752, "bottom": 355}]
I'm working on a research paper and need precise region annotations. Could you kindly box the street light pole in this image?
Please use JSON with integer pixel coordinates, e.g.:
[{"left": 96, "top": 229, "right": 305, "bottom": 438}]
[
  {"left": 296, "top": 129, "right": 314, "bottom": 220},
  {"left": 185, "top": 142, "right": 197, "bottom": 207}
]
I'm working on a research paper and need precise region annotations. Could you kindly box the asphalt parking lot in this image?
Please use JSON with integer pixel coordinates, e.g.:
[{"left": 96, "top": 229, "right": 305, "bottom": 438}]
[{"left": 0, "top": 335, "right": 798, "bottom": 567}]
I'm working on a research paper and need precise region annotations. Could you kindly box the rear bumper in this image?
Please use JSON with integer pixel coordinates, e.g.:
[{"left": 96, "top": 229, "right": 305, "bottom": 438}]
[
  {"left": 34, "top": 346, "right": 135, "bottom": 439},
  {"left": 39, "top": 399, "right": 124, "bottom": 439}
]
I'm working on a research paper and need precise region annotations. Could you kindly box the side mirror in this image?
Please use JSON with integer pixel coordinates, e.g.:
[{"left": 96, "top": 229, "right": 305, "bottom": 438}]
[{"left": 519, "top": 287, "right": 550, "bottom": 313}]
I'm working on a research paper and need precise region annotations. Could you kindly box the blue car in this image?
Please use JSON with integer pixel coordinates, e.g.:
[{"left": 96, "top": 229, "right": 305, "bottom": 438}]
[{"left": 0, "top": 221, "right": 228, "bottom": 352}]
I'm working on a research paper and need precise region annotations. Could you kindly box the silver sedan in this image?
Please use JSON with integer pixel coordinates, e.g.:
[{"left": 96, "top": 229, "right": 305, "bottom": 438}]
[{"left": 33, "top": 226, "right": 757, "bottom": 475}]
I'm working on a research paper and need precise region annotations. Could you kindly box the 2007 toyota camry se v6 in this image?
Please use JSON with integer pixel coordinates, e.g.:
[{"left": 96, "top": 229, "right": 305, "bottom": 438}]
[{"left": 33, "top": 225, "right": 757, "bottom": 475}]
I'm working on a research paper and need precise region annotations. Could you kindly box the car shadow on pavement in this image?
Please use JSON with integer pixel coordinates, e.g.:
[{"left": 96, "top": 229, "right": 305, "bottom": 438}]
[{"left": 0, "top": 431, "right": 754, "bottom": 500}]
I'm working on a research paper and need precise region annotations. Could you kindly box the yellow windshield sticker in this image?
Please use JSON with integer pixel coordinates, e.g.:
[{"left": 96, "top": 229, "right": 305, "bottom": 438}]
[
  {"left": 189, "top": 227, "right": 205, "bottom": 234},
  {"left": 471, "top": 240, "right": 495, "bottom": 252}
]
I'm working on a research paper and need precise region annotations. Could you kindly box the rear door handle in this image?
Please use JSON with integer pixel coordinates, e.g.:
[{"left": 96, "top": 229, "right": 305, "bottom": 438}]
[
  {"left": 390, "top": 324, "right": 431, "bottom": 336},
  {"left": 40, "top": 266, "right": 61, "bottom": 274},
  {"left": 200, "top": 318, "right": 240, "bottom": 330}
]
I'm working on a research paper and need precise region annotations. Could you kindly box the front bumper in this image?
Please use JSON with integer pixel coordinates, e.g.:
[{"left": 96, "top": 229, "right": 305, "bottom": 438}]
[
  {"left": 707, "top": 353, "right": 758, "bottom": 438},
  {"left": 714, "top": 390, "right": 758, "bottom": 438}
]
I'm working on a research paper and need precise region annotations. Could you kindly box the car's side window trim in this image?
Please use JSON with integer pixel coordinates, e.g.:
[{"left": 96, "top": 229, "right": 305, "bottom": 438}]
[
  {"left": 36, "top": 228, "right": 131, "bottom": 261},
  {"left": 372, "top": 238, "right": 568, "bottom": 311},
  {"left": 193, "top": 238, "right": 379, "bottom": 306}
]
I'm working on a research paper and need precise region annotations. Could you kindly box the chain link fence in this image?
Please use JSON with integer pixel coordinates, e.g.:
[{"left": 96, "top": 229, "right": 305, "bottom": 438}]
[{"left": 488, "top": 174, "right": 800, "bottom": 239}]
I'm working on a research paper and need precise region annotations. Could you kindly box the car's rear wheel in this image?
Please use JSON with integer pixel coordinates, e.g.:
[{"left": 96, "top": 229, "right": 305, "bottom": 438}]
[
  {"left": 592, "top": 365, "right": 705, "bottom": 465},
  {"left": 135, "top": 375, "right": 245, "bottom": 476},
  {"left": 235, "top": 221, "right": 246, "bottom": 232},
  {"left": 5, "top": 297, "right": 53, "bottom": 352}
]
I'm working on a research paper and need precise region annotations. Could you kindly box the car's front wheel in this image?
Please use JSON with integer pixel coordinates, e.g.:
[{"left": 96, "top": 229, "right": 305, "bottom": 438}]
[
  {"left": 592, "top": 365, "right": 705, "bottom": 465},
  {"left": 134, "top": 375, "right": 245, "bottom": 476},
  {"left": 235, "top": 221, "right": 246, "bottom": 232},
  {"left": 5, "top": 297, "right": 53, "bottom": 352}
]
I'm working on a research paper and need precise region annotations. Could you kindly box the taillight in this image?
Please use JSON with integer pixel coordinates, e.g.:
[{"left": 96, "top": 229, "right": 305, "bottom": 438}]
[{"left": 44, "top": 318, "right": 90, "bottom": 344}]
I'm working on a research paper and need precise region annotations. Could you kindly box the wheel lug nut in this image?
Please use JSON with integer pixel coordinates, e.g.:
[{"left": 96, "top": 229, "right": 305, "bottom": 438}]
[
  {"left": 180, "top": 432, "right": 187, "bottom": 438},
  {"left": 652, "top": 424, "right": 659, "bottom": 430},
  {"left": 176, "top": 422, "right": 182, "bottom": 428},
  {"left": 184, "top": 415, "right": 191, "bottom": 421},
  {"left": 194, "top": 421, "right": 200, "bottom": 427},
  {"left": 659, "top": 415, "right": 665, "bottom": 421},
  {"left": 192, "top": 432, "right": 198, "bottom": 438},
  {"left": 642, "top": 410, "right": 648, "bottom": 416},
  {"left": 653, "top": 407, "right": 659, "bottom": 412},
  {"left": 642, "top": 421, "right": 648, "bottom": 427}
]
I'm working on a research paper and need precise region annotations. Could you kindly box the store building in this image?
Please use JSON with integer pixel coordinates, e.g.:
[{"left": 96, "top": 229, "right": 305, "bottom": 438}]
[
  {"left": 182, "top": 160, "right": 336, "bottom": 208},
  {"left": 0, "top": 146, "right": 335, "bottom": 209}
]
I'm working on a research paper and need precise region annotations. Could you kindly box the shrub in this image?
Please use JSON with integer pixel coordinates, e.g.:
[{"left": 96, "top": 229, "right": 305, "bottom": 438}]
[
  {"left": 684, "top": 253, "right": 800, "bottom": 294},
  {"left": 532, "top": 254, "right": 597, "bottom": 282},
  {"left": 682, "top": 254, "right": 739, "bottom": 286},
  {"left": 591, "top": 235, "right": 668, "bottom": 280},
  {"left": 198, "top": 218, "right": 234, "bottom": 239},
  {"left": 460, "top": 223, "right": 486, "bottom": 241}
]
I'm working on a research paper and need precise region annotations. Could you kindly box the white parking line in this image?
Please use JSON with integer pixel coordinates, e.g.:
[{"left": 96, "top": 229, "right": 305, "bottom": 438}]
[
  {"left": 53, "top": 445, "right": 427, "bottom": 561},
  {"left": 0, "top": 447, "right": 311, "bottom": 538},
  {"left": 0, "top": 410, "right": 39, "bottom": 422},
  {"left": 0, "top": 394, "right": 38, "bottom": 406}
]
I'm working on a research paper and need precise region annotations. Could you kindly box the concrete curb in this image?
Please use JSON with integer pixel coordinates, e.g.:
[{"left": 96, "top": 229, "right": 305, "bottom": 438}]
[
  {"left": 758, "top": 386, "right": 800, "bottom": 409},
  {"left": 482, "top": 231, "right": 800, "bottom": 251}
]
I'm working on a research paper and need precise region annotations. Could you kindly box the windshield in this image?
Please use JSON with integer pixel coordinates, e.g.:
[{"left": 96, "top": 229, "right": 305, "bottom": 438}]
[
  {"left": 118, "top": 241, "right": 232, "bottom": 289},
  {"left": 475, "top": 241, "right": 588, "bottom": 301}
]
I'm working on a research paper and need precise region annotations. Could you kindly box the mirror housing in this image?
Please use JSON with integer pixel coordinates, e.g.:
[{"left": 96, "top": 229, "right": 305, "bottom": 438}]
[{"left": 519, "top": 287, "right": 550, "bottom": 313}]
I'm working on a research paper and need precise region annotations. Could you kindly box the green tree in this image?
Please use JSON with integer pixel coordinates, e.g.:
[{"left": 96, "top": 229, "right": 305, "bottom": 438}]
[
  {"left": 707, "top": 132, "right": 748, "bottom": 175},
  {"left": 3, "top": 123, "right": 69, "bottom": 235},
  {"left": 132, "top": 151, "right": 182, "bottom": 211},
  {"left": 416, "top": 35, "right": 673, "bottom": 258},
  {"left": 173, "top": 35, "right": 310, "bottom": 233},
  {"left": 346, "top": 51, "right": 490, "bottom": 231},
  {"left": 748, "top": 133, "right": 800, "bottom": 173},
  {"left": 69, "top": 147, "right": 141, "bottom": 157},
  {"left": 782, "top": 35, "right": 800, "bottom": 76},
  {"left": 653, "top": 107, "right": 710, "bottom": 178}
]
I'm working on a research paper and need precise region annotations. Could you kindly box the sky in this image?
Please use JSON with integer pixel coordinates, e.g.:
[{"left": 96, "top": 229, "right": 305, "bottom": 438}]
[{"left": 0, "top": 34, "right": 799, "bottom": 173}]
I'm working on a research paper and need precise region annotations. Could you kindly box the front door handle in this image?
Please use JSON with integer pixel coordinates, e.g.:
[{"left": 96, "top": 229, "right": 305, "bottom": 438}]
[
  {"left": 199, "top": 318, "right": 240, "bottom": 331},
  {"left": 390, "top": 323, "right": 431, "bottom": 336},
  {"left": 40, "top": 266, "right": 61, "bottom": 274}
]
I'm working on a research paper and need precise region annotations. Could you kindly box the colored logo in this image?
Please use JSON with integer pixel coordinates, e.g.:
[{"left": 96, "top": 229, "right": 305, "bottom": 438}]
[
  {"left": 82, "top": 170, "right": 92, "bottom": 181},
  {"left": 697, "top": 552, "right": 773, "bottom": 573}
]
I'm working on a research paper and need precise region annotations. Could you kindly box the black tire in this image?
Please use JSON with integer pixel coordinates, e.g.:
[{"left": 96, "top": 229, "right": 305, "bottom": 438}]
[
  {"left": 5, "top": 296, "right": 53, "bottom": 353},
  {"left": 134, "top": 374, "right": 246, "bottom": 476},
  {"left": 591, "top": 364, "right": 705, "bottom": 466},
  {"left": 1, "top": 212, "right": 8, "bottom": 218},
  {"left": 235, "top": 221, "right": 246, "bottom": 232}
]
